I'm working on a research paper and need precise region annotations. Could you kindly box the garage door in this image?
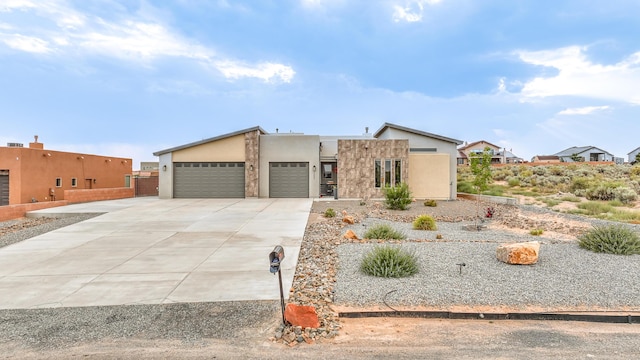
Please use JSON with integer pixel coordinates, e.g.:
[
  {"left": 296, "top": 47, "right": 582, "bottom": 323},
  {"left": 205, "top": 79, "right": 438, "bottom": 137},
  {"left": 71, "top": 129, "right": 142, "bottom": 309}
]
[
  {"left": 173, "top": 162, "right": 245, "bottom": 198},
  {"left": 0, "top": 171, "right": 8, "bottom": 206},
  {"left": 269, "top": 162, "right": 309, "bottom": 198}
]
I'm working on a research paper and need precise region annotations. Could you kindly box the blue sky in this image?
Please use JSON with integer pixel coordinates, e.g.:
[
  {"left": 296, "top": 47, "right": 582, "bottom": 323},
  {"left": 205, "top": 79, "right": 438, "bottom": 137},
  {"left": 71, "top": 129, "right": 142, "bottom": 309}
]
[{"left": 2, "top": 0, "right": 640, "bottom": 167}]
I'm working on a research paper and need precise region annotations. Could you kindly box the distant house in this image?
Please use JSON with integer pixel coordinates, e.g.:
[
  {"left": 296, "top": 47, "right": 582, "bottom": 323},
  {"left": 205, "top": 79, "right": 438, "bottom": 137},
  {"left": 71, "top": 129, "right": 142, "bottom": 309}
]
[
  {"left": 531, "top": 155, "right": 561, "bottom": 163},
  {"left": 0, "top": 137, "right": 133, "bottom": 207},
  {"left": 457, "top": 140, "right": 523, "bottom": 165},
  {"left": 628, "top": 147, "right": 640, "bottom": 164},
  {"left": 553, "top": 146, "right": 615, "bottom": 162}
]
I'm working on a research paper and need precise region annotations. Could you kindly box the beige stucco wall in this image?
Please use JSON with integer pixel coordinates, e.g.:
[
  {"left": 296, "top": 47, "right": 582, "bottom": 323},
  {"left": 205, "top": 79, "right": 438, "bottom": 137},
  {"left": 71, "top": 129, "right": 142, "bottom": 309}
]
[
  {"left": 408, "top": 153, "right": 451, "bottom": 199},
  {"left": 157, "top": 153, "right": 173, "bottom": 199},
  {"left": 259, "top": 134, "right": 320, "bottom": 198},
  {"left": 172, "top": 134, "right": 245, "bottom": 162}
]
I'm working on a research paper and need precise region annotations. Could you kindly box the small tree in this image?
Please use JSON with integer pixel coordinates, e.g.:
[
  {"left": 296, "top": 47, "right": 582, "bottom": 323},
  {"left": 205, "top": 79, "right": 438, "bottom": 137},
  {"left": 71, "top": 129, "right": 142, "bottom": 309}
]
[
  {"left": 469, "top": 147, "right": 493, "bottom": 193},
  {"left": 570, "top": 153, "right": 584, "bottom": 162}
]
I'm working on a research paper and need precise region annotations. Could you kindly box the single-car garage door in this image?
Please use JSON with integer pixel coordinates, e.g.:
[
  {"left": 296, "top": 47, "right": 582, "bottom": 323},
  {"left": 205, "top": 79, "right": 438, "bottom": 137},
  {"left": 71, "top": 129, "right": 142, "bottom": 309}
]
[
  {"left": 0, "top": 171, "right": 8, "bottom": 206},
  {"left": 269, "top": 162, "right": 309, "bottom": 198},
  {"left": 174, "top": 162, "right": 245, "bottom": 198}
]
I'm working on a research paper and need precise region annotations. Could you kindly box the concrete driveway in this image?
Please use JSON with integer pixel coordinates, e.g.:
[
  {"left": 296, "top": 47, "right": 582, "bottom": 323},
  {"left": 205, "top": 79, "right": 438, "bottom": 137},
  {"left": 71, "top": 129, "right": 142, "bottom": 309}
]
[{"left": 0, "top": 198, "right": 312, "bottom": 309}]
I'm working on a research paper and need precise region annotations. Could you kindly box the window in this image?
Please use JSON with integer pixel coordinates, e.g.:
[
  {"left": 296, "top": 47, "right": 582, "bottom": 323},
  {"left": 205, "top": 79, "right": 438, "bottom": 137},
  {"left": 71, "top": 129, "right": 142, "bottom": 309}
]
[
  {"left": 323, "top": 164, "right": 332, "bottom": 179},
  {"left": 375, "top": 159, "right": 403, "bottom": 188},
  {"left": 124, "top": 175, "right": 130, "bottom": 188},
  {"left": 384, "top": 160, "right": 391, "bottom": 187},
  {"left": 55, "top": 178, "right": 62, "bottom": 187},
  {"left": 71, "top": 178, "right": 78, "bottom": 187}
]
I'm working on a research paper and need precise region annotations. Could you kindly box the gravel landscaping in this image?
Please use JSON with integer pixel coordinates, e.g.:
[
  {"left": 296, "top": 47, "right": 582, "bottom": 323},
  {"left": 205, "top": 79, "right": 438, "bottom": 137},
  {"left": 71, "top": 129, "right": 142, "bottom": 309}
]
[{"left": 1, "top": 198, "right": 639, "bottom": 349}]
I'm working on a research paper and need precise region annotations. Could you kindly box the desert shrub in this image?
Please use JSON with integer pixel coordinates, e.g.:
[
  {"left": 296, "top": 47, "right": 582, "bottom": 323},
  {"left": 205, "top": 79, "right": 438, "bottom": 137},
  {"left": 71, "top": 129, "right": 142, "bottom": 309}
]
[
  {"left": 423, "top": 199, "right": 437, "bottom": 207},
  {"left": 323, "top": 208, "right": 336, "bottom": 218},
  {"left": 413, "top": 214, "right": 437, "bottom": 230},
  {"left": 483, "top": 185, "right": 504, "bottom": 196},
  {"left": 520, "top": 169, "right": 533, "bottom": 178},
  {"left": 570, "top": 177, "right": 591, "bottom": 192},
  {"left": 363, "top": 224, "right": 406, "bottom": 240},
  {"left": 507, "top": 177, "right": 520, "bottom": 187},
  {"left": 573, "top": 189, "right": 587, "bottom": 197},
  {"left": 578, "top": 225, "right": 640, "bottom": 255},
  {"left": 457, "top": 181, "right": 475, "bottom": 194},
  {"left": 493, "top": 168, "right": 511, "bottom": 181},
  {"left": 383, "top": 183, "right": 412, "bottom": 210},
  {"left": 549, "top": 166, "right": 565, "bottom": 176},
  {"left": 631, "top": 166, "right": 640, "bottom": 178},
  {"left": 586, "top": 185, "right": 617, "bottom": 201},
  {"left": 533, "top": 166, "right": 548, "bottom": 176},
  {"left": 560, "top": 195, "right": 582, "bottom": 202},
  {"left": 608, "top": 199, "right": 624, "bottom": 207},
  {"left": 577, "top": 202, "right": 613, "bottom": 216},
  {"left": 530, "top": 229, "right": 544, "bottom": 236},
  {"left": 541, "top": 198, "right": 560, "bottom": 207},
  {"left": 360, "top": 245, "right": 419, "bottom": 278},
  {"left": 612, "top": 187, "right": 637, "bottom": 204}
]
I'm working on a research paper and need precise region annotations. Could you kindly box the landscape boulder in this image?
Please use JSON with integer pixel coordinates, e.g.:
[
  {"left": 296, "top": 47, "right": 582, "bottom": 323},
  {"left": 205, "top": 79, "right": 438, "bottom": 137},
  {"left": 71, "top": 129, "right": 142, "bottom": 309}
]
[
  {"left": 343, "top": 229, "right": 358, "bottom": 240},
  {"left": 496, "top": 241, "right": 540, "bottom": 265},
  {"left": 342, "top": 215, "right": 355, "bottom": 224},
  {"left": 284, "top": 303, "right": 320, "bottom": 329}
]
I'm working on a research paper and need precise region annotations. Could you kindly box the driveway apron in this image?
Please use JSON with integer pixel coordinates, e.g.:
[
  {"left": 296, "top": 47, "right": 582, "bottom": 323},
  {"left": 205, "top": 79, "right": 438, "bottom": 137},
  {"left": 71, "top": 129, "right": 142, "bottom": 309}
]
[{"left": 0, "top": 198, "right": 312, "bottom": 309}]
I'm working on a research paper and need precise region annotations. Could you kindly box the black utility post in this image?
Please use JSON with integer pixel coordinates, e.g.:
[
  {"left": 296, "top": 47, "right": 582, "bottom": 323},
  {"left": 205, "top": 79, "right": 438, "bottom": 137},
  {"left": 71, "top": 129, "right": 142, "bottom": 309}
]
[{"left": 269, "top": 245, "right": 286, "bottom": 325}]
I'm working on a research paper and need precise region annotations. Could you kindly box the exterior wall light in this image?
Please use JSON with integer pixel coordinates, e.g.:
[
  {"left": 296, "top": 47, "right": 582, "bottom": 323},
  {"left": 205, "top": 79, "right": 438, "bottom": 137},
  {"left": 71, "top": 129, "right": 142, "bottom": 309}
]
[
  {"left": 312, "top": 165, "right": 317, "bottom": 172},
  {"left": 162, "top": 165, "right": 167, "bottom": 171},
  {"left": 250, "top": 164, "right": 254, "bottom": 171}
]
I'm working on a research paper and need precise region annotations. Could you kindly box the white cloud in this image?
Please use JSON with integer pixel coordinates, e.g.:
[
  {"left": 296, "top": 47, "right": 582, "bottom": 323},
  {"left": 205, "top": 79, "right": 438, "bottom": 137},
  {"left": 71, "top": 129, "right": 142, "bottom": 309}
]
[
  {"left": 0, "top": 33, "right": 50, "bottom": 53},
  {"left": 0, "top": 1, "right": 296, "bottom": 83},
  {"left": 392, "top": 0, "right": 442, "bottom": 23},
  {"left": 557, "top": 106, "right": 610, "bottom": 116},
  {"left": 516, "top": 46, "right": 640, "bottom": 104},
  {"left": 215, "top": 61, "right": 296, "bottom": 83}
]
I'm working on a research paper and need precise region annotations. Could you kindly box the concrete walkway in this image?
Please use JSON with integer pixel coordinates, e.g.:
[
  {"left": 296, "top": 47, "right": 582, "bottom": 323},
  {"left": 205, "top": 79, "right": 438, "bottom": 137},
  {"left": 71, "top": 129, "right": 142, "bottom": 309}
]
[{"left": 0, "top": 198, "right": 312, "bottom": 309}]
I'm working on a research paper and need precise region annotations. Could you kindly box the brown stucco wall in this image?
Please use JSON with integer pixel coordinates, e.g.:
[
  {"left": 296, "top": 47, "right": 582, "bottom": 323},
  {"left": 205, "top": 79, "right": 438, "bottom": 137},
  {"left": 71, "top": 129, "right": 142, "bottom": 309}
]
[
  {"left": 245, "top": 130, "right": 260, "bottom": 197},
  {"left": 337, "top": 139, "right": 409, "bottom": 199},
  {"left": 0, "top": 145, "right": 132, "bottom": 205}
]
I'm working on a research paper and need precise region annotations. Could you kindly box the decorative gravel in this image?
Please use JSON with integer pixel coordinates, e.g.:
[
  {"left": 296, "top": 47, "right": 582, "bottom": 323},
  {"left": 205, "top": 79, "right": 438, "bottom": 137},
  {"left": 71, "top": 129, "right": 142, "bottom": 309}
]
[
  {"left": 335, "top": 224, "right": 640, "bottom": 310},
  {"left": 0, "top": 214, "right": 101, "bottom": 248}
]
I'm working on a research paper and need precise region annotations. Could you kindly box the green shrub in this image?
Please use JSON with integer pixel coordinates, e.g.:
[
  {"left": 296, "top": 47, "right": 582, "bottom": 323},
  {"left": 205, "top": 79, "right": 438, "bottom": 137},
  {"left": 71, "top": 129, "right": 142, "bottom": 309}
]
[
  {"left": 423, "top": 199, "right": 437, "bottom": 207},
  {"left": 560, "top": 195, "right": 582, "bottom": 202},
  {"left": 571, "top": 177, "right": 591, "bottom": 192},
  {"left": 363, "top": 224, "right": 406, "bottom": 240},
  {"left": 613, "top": 187, "right": 637, "bottom": 204},
  {"left": 608, "top": 199, "right": 624, "bottom": 207},
  {"left": 530, "top": 229, "right": 544, "bottom": 236},
  {"left": 413, "top": 214, "right": 437, "bottom": 230},
  {"left": 578, "top": 225, "right": 640, "bottom": 255},
  {"left": 360, "top": 245, "right": 419, "bottom": 278},
  {"left": 586, "top": 184, "right": 617, "bottom": 201},
  {"left": 383, "top": 183, "right": 412, "bottom": 210},
  {"left": 541, "top": 198, "right": 560, "bottom": 207},
  {"left": 507, "top": 177, "right": 520, "bottom": 187},
  {"left": 577, "top": 202, "right": 613, "bottom": 216},
  {"left": 323, "top": 208, "right": 336, "bottom": 218},
  {"left": 457, "top": 181, "right": 476, "bottom": 194}
]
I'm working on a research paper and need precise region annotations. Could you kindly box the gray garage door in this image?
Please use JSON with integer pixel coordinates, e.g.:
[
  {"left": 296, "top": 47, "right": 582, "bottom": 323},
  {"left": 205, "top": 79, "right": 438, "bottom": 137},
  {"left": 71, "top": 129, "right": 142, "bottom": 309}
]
[
  {"left": 269, "top": 162, "right": 309, "bottom": 198},
  {"left": 0, "top": 171, "right": 8, "bottom": 206},
  {"left": 173, "top": 162, "right": 245, "bottom": 198}
]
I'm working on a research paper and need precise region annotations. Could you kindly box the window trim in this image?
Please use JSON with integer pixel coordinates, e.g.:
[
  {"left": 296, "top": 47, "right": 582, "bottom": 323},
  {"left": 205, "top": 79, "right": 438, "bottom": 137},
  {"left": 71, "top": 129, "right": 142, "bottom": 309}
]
[
  {"left": 55, "top": 177, "right": 62, "bottom": 187},
  {"left": 71, "top": 178, "right": 78, "bottom": 187}
]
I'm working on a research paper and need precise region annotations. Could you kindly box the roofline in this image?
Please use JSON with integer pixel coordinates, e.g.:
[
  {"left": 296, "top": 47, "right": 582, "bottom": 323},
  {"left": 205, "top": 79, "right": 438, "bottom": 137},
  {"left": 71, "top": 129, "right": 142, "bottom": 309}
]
[
  {"left": 153, "top": 126, "right": 267, "bottom": 156},
  {"left": 373, "top": 122, "right": 463, "bottom": 145},
  {"left": 628, "top": 146, "right": 640, "bottom": 155},
  {"left": 554, "top": 145, "right": 614, "bottom": 157},
  {"left": 459, "top": 140, "right": 502, "bottom": 150}
]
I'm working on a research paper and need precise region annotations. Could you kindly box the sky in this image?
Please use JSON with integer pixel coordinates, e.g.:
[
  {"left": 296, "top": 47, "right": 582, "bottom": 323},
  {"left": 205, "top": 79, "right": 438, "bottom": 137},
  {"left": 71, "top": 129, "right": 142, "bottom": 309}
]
[{"left": 1, "top": 0, "right": 640, "bottom": 167}]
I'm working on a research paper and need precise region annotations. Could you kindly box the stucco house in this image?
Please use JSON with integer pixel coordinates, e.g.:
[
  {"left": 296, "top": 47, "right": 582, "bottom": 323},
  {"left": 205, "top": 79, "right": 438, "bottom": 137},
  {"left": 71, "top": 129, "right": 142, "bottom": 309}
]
[
  {"left": 0, "top": 137, "right": 132, "bottom": 207},
  {"left": 628, "top": 147, "right": 640, "bottom": 164},
  {"left": 153, "top": 123, "right": 462, "bottom": 200},
  {"left": 457, "top": 140, "right": 523, "bottom": 165},
  {"left": 553, "top": 146, "right": 615, "bottom": 162},
  {"left": 531, "top": 155, "right": 561, "bottom": 163}
]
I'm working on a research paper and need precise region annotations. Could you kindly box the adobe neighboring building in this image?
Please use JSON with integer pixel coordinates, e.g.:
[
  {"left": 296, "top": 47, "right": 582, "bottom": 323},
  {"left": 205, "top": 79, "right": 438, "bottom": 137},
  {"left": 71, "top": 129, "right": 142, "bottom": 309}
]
[
  {"left": 0, "top": 136, "right": 133, "bottom": 206},
  {"left": 154, "top": 123, "right": 463, "bottom": 201}
]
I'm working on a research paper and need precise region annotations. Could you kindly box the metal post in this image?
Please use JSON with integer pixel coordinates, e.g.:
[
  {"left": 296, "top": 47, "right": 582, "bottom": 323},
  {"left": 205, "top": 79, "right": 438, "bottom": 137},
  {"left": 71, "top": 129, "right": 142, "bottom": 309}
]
[{"left": 277, "top": 268, "right": 286, "bottom": 325}]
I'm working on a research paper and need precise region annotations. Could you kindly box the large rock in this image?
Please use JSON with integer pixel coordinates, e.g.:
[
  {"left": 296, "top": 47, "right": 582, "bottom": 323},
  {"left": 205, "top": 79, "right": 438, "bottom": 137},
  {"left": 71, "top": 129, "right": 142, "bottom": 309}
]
[
  {"left": 343, "top": 229, "right": 358, "bottom": 240},
  {"left": 342, "top": 215, "right": 355, "bottom": 224},
  {"left": 496, "top": 241, "right": 540, "bottom": 265},
  {"left": 284, "top": 304, "right": 320, "bottom": 329}
]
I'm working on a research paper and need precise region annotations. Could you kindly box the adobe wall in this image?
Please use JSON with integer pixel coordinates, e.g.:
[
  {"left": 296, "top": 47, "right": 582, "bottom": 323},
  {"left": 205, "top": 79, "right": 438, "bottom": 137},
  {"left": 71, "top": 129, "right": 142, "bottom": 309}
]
[
  {"left": 64, "top": 188, "right": 134, "bottom": 203},
  {"left": 0, "top": 200, "right": 69, "bottom": 222}
]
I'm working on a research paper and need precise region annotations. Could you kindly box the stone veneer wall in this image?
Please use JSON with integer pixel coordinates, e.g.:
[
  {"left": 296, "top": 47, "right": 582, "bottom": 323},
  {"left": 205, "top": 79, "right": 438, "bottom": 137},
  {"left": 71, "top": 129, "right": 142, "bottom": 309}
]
[
  {"left": 337, "top": 139, "right": 409, "bottom": 199},
  {"left": 245, "top": 130, "right": 260, "bottom": 197}
]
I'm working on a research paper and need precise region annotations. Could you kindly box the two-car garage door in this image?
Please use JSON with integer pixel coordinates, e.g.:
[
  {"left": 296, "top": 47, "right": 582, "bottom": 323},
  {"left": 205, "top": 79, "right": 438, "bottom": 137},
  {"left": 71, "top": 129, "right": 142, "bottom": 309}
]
[{"left": 173, "top": 162, "right": 245, "bottom": 198}]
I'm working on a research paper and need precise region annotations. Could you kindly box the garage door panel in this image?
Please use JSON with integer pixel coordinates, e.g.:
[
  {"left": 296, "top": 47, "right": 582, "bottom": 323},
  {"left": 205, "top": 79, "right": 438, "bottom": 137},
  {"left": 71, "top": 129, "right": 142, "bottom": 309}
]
[
  {"left": 174, "top": 162, "right": 245, "bottom": 198},
  {"left": 269, "top": 162, "right": 309, "bottom": 198}
]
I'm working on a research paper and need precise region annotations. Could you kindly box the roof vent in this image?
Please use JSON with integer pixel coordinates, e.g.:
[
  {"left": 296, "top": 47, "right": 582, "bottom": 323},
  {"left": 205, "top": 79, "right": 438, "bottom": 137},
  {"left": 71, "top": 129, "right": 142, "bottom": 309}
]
[{"left": 7, "top": 142, "right": 24, "bottom": 147}]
